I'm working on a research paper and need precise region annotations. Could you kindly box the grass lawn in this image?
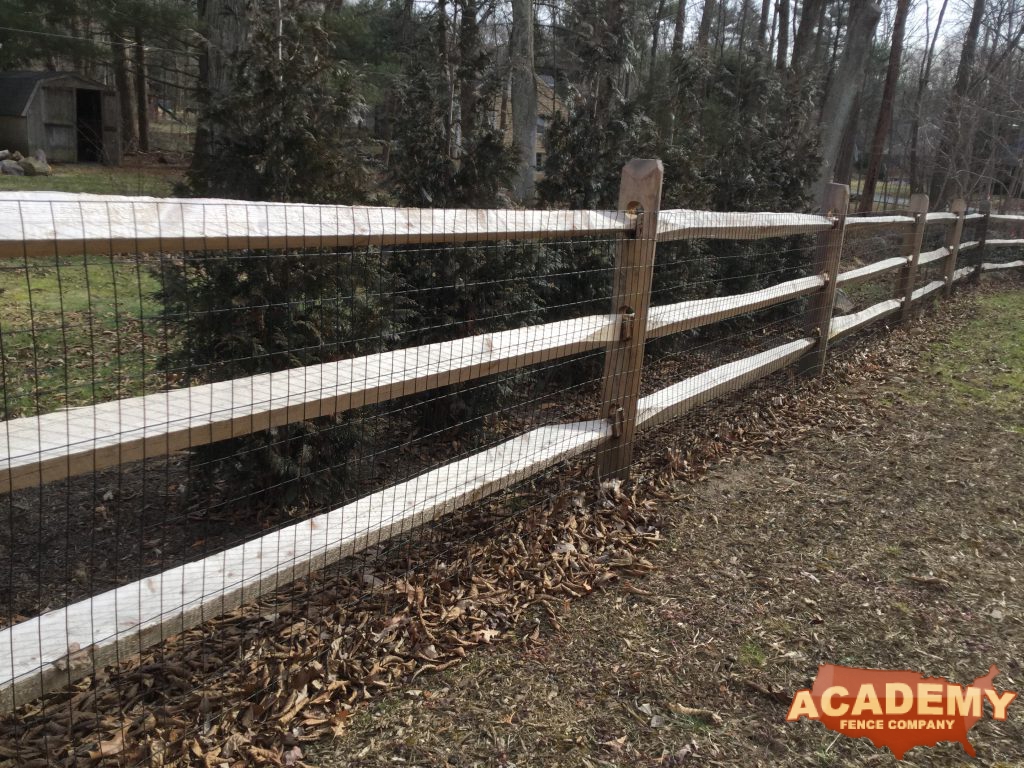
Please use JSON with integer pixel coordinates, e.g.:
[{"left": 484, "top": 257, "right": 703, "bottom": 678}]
[
  {"left": 0, "top": 254, "right": 168, "bottom": 418},
  {"left": 926, "top": 290, "right": 1024, "bottom": 419},
  {"left": 0, "top": 161, "right": 182, "bottom": 197}
]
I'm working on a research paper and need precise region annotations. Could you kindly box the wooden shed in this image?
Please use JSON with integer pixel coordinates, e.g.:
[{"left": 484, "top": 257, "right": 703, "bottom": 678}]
[{"left": 0, "top": 71, "right": 121, "bottom": 164}]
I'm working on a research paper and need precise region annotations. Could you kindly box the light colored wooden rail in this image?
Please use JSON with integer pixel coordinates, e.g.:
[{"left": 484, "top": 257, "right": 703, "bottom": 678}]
[
  {"left": 910, "top": 280, "right": 946, "bottom": 303},
  {"left": 957, "top": 240, "right": 980, "bottom": 252},
  {"left": 634, "top": 338, "right": 814, "bottom": 430},
  {"left": 983, "top": 239, "right": 1024, "bottom": 248},
  {"left": 917, "top": 246, "right": 950, "bottom": 267},
  {"left": 0, "top": 268, "right": 833, "bottom": 495},
  {"left": 951, "top": 265, "right": 975, "bottom": 283},
  {"left": 925, "top": 212, "right": 958, "bottom": 223},
  {"left": 989, "top": 214, "right": 1024, "bottom": 224},
  {"left": 982, "top": 260, "right": 1024, "bottom": 271},
  {"left": 1, "top": 315, "right": 620, "bottom": 494},
  {"left": 835, "top": 256, "right": 907, "bottom": 285},
  {"left": 0, "top": 193, "right": 632, "bottom": 257},
  {"left": 0, "top": 417, "right": 611, "bottom": 710},
  {"left": 655, "top": 209, "right": 832, "bottom": 241},
  {"left": 845, "top": 215, "right": 914, "bottom": 232},
  {"left": 965, "top": 213, "right": 987, "bottom": 222},
  {"left": 828, "top": 299, "right": 902, "bottom": 341},
  {"left": 646, "top": 275, "right": 824, "bottom": 338}
]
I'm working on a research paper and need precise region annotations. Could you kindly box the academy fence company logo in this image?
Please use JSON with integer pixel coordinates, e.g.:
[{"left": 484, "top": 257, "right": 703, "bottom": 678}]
[{"left": 786, "top": 664, "right": 1018, "bottom": 760}]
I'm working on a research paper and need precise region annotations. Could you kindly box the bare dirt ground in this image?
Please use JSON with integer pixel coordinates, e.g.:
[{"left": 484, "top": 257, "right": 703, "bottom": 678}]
[{"left": 308, "top": 281, "right": 1024, "bottom": 768}]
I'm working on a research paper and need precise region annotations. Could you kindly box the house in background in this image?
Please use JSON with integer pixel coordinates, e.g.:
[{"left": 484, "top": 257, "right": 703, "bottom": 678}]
[
  {"left": 0, "top": 71, "right": 121, "bottom": 164},
  {"left": 493, "top": 74, "right": 566, "bottom": 180}
]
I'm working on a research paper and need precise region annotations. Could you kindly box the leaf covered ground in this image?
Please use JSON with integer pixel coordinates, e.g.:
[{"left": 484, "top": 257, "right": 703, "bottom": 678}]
[
  {"left": 2, "top": 280, "right": 1021, "bottom": 767},
  {"left": 308, "top": 281, "right": 1024, "bottom": 768}
]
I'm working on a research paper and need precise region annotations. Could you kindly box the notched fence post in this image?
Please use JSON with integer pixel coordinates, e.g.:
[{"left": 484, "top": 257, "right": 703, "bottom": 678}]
[
  {"left": 798, "top": 182, "right": 849, "bottom": 377},
  {"left": 973, "top": 199, "right": 991, "bottom": 283},
  {"left": 943, "top": 198, "right": 966, "bottom": 297},
  {"left": 898, "top": 192, "right": 929, "bottom": 324},
  {"left": 595, "top": 158, "right": 663, "bottom": 481}
]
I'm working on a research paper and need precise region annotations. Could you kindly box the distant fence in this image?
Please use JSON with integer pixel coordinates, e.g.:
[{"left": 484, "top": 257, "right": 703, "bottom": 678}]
[{"left": 0, "top": 159, "right": 1022, "bottom": 727}]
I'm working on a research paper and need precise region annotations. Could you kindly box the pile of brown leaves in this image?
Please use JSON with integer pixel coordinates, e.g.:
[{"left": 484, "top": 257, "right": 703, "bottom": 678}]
[{"left": 0, "top": 474, "right": 660, "bottom": 766}]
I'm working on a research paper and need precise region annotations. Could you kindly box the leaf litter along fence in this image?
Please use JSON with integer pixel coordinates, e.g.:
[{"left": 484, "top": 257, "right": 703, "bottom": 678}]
[{"left": 0, "top": 159, "right": 1022, "bottom": 761}]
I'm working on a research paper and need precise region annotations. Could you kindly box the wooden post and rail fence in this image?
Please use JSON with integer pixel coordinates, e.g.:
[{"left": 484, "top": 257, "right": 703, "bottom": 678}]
[{"left": 1, "top": 162, "right": 1023, "bottom": 710}]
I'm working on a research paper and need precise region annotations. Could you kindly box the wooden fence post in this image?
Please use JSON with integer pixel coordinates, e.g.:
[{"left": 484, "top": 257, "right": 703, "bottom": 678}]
[
  {"left": 595, "top": 159, "right": 664, "bottom": 481},
  {"left": 898, "top": 192, "right": 929, "bottom": 324},
  {"left": 973, "top": 199, "right": 991, "bottom": 283},
  {"left": 798, "top": 182, "right": 849, "bottom": 377},
  {"left": 942, "top": 198, "right": 966, "bottom": 297}
]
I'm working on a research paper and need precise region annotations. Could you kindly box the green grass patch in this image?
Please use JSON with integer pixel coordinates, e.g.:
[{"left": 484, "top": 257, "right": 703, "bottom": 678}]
[
  {"left": 738, "top": 639, "right": 767, "bottom": 668},
  {"left": 0, "top": 163, "right": 179, "bottom": 196},
  {"left": 0, "top": 255, "right": 169, "bottom": 418},
  {"left": 925, "top": 291, "right": 1024, "bottom": 414}
]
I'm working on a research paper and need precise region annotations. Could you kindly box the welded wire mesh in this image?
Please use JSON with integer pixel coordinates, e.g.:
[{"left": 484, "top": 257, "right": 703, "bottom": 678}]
[{"left": 0, "top": 194, "right": 1012, "bottom": 764}]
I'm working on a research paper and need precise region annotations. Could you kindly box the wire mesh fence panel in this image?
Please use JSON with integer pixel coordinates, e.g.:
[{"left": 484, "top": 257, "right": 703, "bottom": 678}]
[{"left": 0, "top": 184, "right": 1020, "bottom": 764}]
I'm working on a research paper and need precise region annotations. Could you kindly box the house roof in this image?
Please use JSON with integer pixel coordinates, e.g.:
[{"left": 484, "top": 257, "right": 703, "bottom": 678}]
[{"left": 0, "top": 70, "right": 110, "bottom": 118}]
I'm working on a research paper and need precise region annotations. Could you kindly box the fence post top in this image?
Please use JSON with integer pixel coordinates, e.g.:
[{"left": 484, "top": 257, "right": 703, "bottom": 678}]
[
  {"left": 951, "top": 198, "right": 967, "bottom": 215},
  {"left": 618, "top": 159, "right": 664, "bottom": 215},
  {"left": 622, "top": 158, "right": 664, "bottom": 177},
  {"left": 909, "top": 192, "right": 929, "bottom": 214}
]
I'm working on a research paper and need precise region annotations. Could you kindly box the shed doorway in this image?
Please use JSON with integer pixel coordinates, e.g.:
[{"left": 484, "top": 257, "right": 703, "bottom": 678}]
[{"left": 76, "top": 89, "right": 103, "bottom": 162}]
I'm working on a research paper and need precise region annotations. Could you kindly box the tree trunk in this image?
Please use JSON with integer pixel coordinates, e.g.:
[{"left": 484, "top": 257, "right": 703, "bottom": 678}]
[
  {"left": 834, "top": 90, "right": 862, "bottom": 185},
  {"left": 812, "top": 0, "right": 882, "bottom": 202},
  {"left": 696, "top": 0, "right": 716, "bottom": 49},
  {"left": 650, "top": 0, "right": 666, "bottom": 79},
  {"left": 457, "top": 0, "right": 483, "bottom": 151},
  {"left": 510, "top": 0, "right": 537, "bottom": 202},
  {"left": 738, "top": 0, "right": 750, "bottom": 51},
  {"left": 791, "top": 0, "right": 824, "bottom": 72},
  {"left": 134, "top": 29, "right": 150, "bottom": 152},
  {"left": 757, "top": 0, "right": 771, "bottom": 46},
  {"left": 192, "top": 0, "right": 251, "bottom": 178},
  {"left": 858, "top": 0, "right": 909, "bottom": 212},
  {"left": 438, "top": 0, "right": 454, "bottom": 162},
  {"left": 110, "top": 29, "right": 137, "bottom": 152},
  {"left": 928, "top": 0, "right": 985, "bottom": 205},
  {"left": 776, "top": 0, "right": 790, "bottom": 69},
  {"left": 672, "top": 0, "right": 689, "bottom": 53}
]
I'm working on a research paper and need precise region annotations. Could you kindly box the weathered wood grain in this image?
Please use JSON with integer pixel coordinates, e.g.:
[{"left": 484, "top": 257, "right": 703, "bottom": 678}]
[
  {"left": 835, "top": 256, "right": 908, "bottom": 285},
  {"left": 828, "top": 299, "right": 902, "bottom": 341},
  {"left": 798, "top": 182, "right": 849, "bottom": 377},
  {"left": 0, "top": 193, "right": 631, "bottom": 257},
  {"left": 646, "top": 275, "right": 824, "bottom": 338},
  {"left": 910, "top": 280, "right": 946, "bottom": 303},
  {"left": 634, "top": 338, "right": 814, "bottom": 430},
  {"left": 655, "top": 209, "right": 832, "bottom": 241},
  {"left": 596, "top": 159, "right": 663, "bottom": 480},
  {"left": 845, "top": 215, "right": 914, "bottom": 231},
  {"left": 898, "top": 194, "right": 929, "bottom": 324},
  {"left": 916, "top": 246, "right": 950, "bottom": 267},
  {"left": 981, "top": 260, "right": 1024, "bottom": 271}
]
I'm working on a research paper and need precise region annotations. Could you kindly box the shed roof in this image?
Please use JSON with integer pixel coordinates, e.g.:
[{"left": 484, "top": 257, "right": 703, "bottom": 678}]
[{"left": 0, "top": 70, "right": 110, "bottom": 118}]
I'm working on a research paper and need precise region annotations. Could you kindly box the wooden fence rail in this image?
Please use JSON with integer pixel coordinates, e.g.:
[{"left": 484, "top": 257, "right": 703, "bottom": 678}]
[{"left": 1, "top": 164, "right": 1023, "bottom": 710}]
